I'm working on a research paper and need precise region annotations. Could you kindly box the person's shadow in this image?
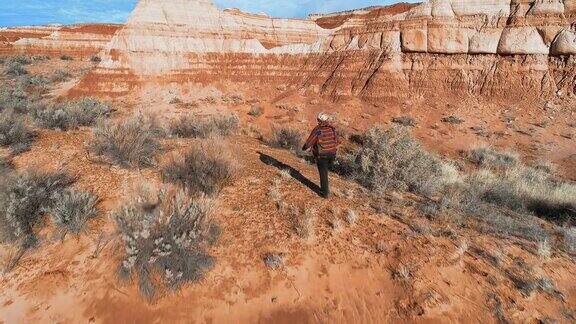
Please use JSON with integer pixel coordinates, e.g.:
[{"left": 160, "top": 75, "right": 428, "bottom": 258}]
[{"left": 258, "top": 151, "right": 323, "bottom": 197}]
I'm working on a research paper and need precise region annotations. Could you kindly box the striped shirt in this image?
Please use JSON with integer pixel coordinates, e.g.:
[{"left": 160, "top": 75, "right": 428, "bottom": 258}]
[{"left": 302, "top": 122, "right": 339, "bottom": 157}]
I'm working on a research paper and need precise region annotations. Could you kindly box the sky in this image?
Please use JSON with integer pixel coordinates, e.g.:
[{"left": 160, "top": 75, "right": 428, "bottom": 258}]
[{"left": 0, "top": 0, "right": 418, "bottom": 27}]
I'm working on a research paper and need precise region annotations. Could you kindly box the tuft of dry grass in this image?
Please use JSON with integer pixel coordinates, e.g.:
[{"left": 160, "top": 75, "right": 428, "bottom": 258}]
[
  {"left": 391, "top": 264, "right": 411, "bottom": 281},
  {"left": 50, "top": 189, "right": 99, "bottom": 238},
  {"left": 248, "top": 106, "right": 263, "bottom": 117},
  {"left": 289, "top": 205, "right": 317, "bottom": 241},
  {"left": 346, "top": 209, "right": 358, "bottom": 225}
]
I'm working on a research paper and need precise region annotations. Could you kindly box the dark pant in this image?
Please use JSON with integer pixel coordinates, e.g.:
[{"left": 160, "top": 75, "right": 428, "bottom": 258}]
[{"left": 316, "top": 155, "right": 335, "bottom": 198}]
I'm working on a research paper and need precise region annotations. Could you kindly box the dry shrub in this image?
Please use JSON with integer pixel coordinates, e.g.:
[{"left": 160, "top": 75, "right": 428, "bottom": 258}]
[
  {"left": 0, "top": 86, "right": 34, "bottom": 114},
  {"left": 263, "top": 252, "right": 283, "bottom": 269},
  {"left": 248, "top": 106, "right": 263, "bottom": 117},
  {"left": 4, "top": 61, "right": 28, "bottom": 76},
  {"left": 563, "top": 227, "right": 576, "bottom": 254},
  {"left": 339, "top": 125, "right": 460, "bottom": 196},
  {"left": 33, "top": 98, "right": 110, "bottom": 130},
  {"left": 8, "top": 56, "right": 33, "bottom": 65},
  {"left": 17, "top": 75, "right": 49, "bottom": 93},
  {"left": 392, "top": 116, "right": 416, "bottom": 127},
  {"left": 269, "top": 126, "right": 303, "bottom": 152},
  {"left": 162, "top": 139, "right": 237, "bottom": 196},
  {"left": 468, "top": 147, "right": 519, "bottom": 169},
  {"left": 0, "top": 169, "right": 73, "bottom": 247},
  {"left": 346, "top": 209, "right": 358, "bottom": 225},
  {"left": 170, "top": 113, "right": 239, "bottom": 138},
  {"left": 90, "top": 114, "right": 163, "bottom": 168},
  {"left": 60, "top": 55, "right": 73, "bottom": 61},
  {"left": 463, "top": 160, "right": 576, "bottom": 224},
  {"left": 50, "top": 69, "right": 72, "bottom": 83},
  {"left": 0, "top": 109, "right": 37, "bottom": 153},
  {"left": 50, "top": 189, "right": 99, "bottom": 238},
  {"left": 115, "top": 185, "right": 216, "bottom": 299},
  {"left": 442, "top": 116, "right": 465, "bottom": 124},
  {"left": 0, "top": 156, "right": 13, "bottom": 173}
]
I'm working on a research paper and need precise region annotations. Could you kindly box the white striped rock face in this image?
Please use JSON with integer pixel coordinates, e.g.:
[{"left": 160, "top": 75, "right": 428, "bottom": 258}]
[
  {"left": 71, "top": 0, "right": 574, "bottom": 102},
  {"left": 0, "top": 25, "right": 121, "bottom": 57},
  {"left": 100, "top": 0, "right": 576, "bottom": 76},
  {"left": 101, "top": 0, "right": 332, "bottom": 74}
]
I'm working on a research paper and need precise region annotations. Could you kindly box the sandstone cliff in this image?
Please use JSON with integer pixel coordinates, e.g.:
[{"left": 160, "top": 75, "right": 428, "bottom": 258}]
[
  {"left": 81, "top": 0, "right": 575, "bottom": 102},
  {"left": 0, "top": 24, "right": 121, "bottom": 57}
]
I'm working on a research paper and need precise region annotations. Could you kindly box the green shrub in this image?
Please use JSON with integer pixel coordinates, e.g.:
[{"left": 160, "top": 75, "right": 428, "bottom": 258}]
[
  {"left": 17, "top": 75, "right": 49, "bottom": 94},
  {"left": 33, "top": 98, "right": 110, "bottom": 130},
  {"left": 163, "top": 139, "right": 237, "bottom": 195},
  {"left": 115, "top": 186, "right": 216, "bottom": 299},
  {"left": 89, "top": 114, "right": 162, "bottom": 168}
]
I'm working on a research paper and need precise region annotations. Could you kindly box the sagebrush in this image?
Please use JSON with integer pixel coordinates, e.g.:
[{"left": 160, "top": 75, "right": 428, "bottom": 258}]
[
  {"left": 0, "top": 170, "right": 73, "bottom": 247},
  {"left": 163, "top": 139, "right": 237, "bottom": 195},
  {"left": 269, "top": 126, "right": 303, "bottom": 152},
  {"left": 338, "top": 125, "right": 459, "bottom": 196},
  {"left": 0, "top": 109, "right": 37, "bottom": 153},
  {"left": 4, "top": 61, "right": 28, "bottom": 76},
  {"left": 89, "top": 114, "right": 162, "bottom": 167},
  {"left": 115, "top": 186, "right": 217, "bottom": 299},
  {"left": 170, "top": 113, "right": 239, "bottom": 138},
  {"left": 50, "top": 189, "right": 99, "bottom": 237},
  {"left": 33, "top": 98, "right": 110, "bottom": 130},
  {"left": 0, "top": 86, "right": 35, "bottom": 114}
]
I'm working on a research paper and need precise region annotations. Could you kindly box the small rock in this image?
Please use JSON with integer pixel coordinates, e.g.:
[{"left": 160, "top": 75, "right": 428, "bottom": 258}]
[{"left": 264, "top": 253, "right": 284, "bottom": 269}]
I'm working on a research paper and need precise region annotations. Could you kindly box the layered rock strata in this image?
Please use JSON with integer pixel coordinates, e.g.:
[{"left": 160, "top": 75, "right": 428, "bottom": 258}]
[
  {"left": 0, "top": 24, "right": 121, "bottom": 57},
  {"left": 80, "top": 0, "right": 576, "bottom": 99}
]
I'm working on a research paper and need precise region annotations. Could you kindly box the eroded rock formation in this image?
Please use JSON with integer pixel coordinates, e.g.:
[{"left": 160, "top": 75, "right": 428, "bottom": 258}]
[
  {"left": 0, "top": 24, "right": 121, "bottom": 57},
  {"left": 80, "top": 0, "right": 574, "bottom": 101},
  {"left": 7, "top": 0, "right": 571, "bottom": 101}
]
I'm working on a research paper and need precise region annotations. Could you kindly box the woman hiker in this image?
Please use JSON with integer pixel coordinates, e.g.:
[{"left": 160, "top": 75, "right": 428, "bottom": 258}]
[{"left": 302, "top": 113, "right": 339, "bottom": 198}]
